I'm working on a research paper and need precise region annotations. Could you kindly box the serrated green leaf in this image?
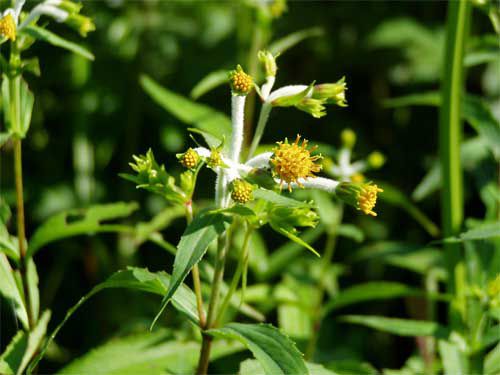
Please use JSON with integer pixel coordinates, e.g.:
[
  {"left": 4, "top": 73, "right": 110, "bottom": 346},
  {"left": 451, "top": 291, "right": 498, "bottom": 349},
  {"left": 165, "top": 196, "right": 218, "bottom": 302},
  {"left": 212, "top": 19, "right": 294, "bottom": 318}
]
[
  {"left": 57, "top": 330, "right": 243, "bottom": 375},
  {"left": 140, "top": 74, "right": 231, "bottom": 148},
  {"left": 151, "top": 212, "right": 231, "bottom": 328},
  {"left": 30, "top": 267, "right": 200, "bottom": 371},
  {"left": 269, "top": 27, "right": 324, "bottom": 55},
  {"left": 0, "top": 253, "right": 28, "bottom": 329},
  {"left": 27, "top": 202, "right": 138, "bottom": 258},
  {"left": 323, "top": 282, "right": 422, "bottom": 315},
  {"left": 21, "top": 26, "right": 94, "bottom": 60},
  {"left": 190, "top": 69, "right": 228, "bottom": 99},
  {"left": 340, "top": 315, "right": 449, "bottom": 338},
  {"left": 208, "top": 323, "right": 308, "bottom": 375}
]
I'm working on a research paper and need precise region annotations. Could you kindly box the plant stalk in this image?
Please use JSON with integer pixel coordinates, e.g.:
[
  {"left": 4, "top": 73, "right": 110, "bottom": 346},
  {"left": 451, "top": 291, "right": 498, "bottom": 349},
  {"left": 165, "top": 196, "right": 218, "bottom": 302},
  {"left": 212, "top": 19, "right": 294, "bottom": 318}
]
[
  {"left": 439, "top": 0, "right": 470, "bottom": 328},
  {"left": 305, "top": 204, "right": 343, "bottom": 360},
  {"left": 14, "top": 137, "right": 35, "bottom": 329},
  {"left": 247, "top": 102, "right": 271, "bottom": 160}
]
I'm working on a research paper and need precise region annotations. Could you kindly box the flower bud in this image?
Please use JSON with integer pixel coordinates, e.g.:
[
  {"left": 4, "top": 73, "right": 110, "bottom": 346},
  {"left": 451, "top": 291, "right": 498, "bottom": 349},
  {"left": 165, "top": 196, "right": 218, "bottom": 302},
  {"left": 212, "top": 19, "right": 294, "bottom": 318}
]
[
  {"left": 340, "top": 128, "right": 356, "bottom": 149},
  {"left": 258, "top": 50, "right": 278, "bottom": 77},
  {"left": 269, "top": 0, "right": 287, "bottom": 18},
  {"left": 229, "top": 65, "right": 253, "bottom": 96},
  {"left": 207, "top": 148, "right": 223, "bottom": 168},
  {"left": 231, "top": 179, "right": 254, "bottom": 204},
  {"left": 65, "top": 13, "right": 95, "bottom": 37},
  {"left": 295, "top": 97, "right": 327, "bottom": 118},
  {"left": 335, "top": 181, "right": 383, "bottom": 216},
  {"left": 312, "top": 77, "right": 347, "bottom": 107},
  {"left": 0, "top": 13, "right": 16, "bottom": 41},
  {"left": 57, "top": 0, "right": 83, "bottom": 14},
  {"left": 269, "top": 206, "right": 319, "bottom": 229},
  {"left": 367, "top": 151, "right": 386, "bottom": 169},
  {"left": 178, "top": 148, "right": 200, "bottom": 169}
]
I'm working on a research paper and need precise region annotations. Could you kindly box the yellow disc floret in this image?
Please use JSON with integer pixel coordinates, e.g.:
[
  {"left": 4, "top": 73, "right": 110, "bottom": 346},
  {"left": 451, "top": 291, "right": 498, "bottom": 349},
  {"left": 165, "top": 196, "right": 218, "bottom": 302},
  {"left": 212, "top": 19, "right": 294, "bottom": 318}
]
[
  {"left": 271, "top": 135, "right": 322, "bottom": 191},
  {"left": 207, "top": 148, "right": 223, "bottom": 168},
  {"left": 179, "top": 148, "right": 199, "bottom": 169},
  {"left": 358, "top": 183, "right": 383, "bottom": 216},
  {"left": 229, "top": 65, "right": 253, "bottom": 95},
  {"left": 0, "top": 13, "right": 16, "bottom": 41},
  {"left": 231, "top": 179, "right": 254, "bottom": 204}
]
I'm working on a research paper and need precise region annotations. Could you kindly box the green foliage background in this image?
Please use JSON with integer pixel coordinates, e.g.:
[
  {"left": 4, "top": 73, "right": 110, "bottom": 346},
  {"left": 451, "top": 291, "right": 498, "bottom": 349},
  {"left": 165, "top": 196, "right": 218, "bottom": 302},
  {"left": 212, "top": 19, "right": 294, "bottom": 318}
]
[{"left": 0, "top": 1, "right": 498, "bottom": 374}]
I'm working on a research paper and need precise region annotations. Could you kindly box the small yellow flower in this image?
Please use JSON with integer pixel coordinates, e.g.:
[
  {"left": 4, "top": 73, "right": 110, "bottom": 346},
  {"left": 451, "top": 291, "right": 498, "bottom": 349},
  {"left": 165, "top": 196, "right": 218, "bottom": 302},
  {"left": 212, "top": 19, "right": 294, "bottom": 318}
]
[
  {"left": 231, "top": 179, "right": 254, "bottom": 204},
  {"left": 0, "top": 13, "right": 16, "bottom": 41},
  {"left": 367, "top": 151, "right": 386, "bottom": 169},
  {"left": 271, "top": 135, "right": 322, "bottom": 191},
  {"left": 340, "top": 128, "right": 356, "bottom": 149},
  {"left": 335, "top": 181, "right": 383, "bottom": 217},
  {"left": 358, "top": 183, "right": 383, "bottom": 216},
  {"left": 179, "top": 148, "right": 199, "bottom": 169},
  {"left": 229, "top": 65, "right": 253, "bottom": 95}
]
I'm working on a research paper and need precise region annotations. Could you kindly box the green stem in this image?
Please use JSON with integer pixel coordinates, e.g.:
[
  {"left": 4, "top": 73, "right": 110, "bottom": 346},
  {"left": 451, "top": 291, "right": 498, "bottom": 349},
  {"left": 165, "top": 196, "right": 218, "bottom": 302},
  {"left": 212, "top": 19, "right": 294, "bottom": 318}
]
[
  {"left": 214, "top": 225, "right": 253, "bottom": 326},
  {"left": 424, "top": 271, "right": 439, "bottom": 375},
  {"left": 14, "top": 137, "right": 35, "bottom": 329},
  {"left": 305, "top": 205, "right": 343, "bottom": 360},
  {"left": 196, "top": 229, "right": 231, "bottom": 375},
  {"left": 186, "top": 201, "right": 206, "bottom": 329},
  {"left": 247, "top": 102, "right": 271, "bottom": 160},
  {"left": 439, "top": 0, "right": 470, "bottom": 328}
]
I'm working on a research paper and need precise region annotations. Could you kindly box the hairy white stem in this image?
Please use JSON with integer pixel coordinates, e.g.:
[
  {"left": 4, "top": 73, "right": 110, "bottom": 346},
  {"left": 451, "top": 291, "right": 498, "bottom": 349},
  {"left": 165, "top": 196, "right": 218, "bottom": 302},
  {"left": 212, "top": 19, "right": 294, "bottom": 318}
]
[
  {"left": 279, "top": 176, "right": 340, "bottom": 193},
  {"left": 261, "top": 76, "right": 275, "bottom": 100},
  {"left": 19, "top": 4, "right": 68, "bottom": 30},
  {"left": 229, "top": 95, "right": 246, "bottom": 162},
  {"left": 246, "top": 152, "right": 272, "bottom": 168}
]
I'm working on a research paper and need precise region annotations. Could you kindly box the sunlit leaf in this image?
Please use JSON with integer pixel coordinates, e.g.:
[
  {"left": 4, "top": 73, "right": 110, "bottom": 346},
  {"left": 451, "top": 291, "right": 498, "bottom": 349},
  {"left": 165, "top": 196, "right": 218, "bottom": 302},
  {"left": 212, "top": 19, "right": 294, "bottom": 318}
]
[
  {"left": 269, "top": 27, "right": 324, "bottom": 55},
  {"left": 438, "top": 340, "right": 468, "bottom": 375},
  {"left": 57, "top": 330, "right": 242, "bottom": 375},
  {"left": 27, "top": 202, "right": 138, "bottom": 258},
  {"left": 208, "top": 323, "right": 308, "bottom": 375},
  {"left": 240, "top": 359, "right": 336, "bottom": 375},
  {"left": 30, "top": 267, "right": 200, "bottom": 371},
  {"left": 0, "top": 253, "right": 28, "bottom": 329}
]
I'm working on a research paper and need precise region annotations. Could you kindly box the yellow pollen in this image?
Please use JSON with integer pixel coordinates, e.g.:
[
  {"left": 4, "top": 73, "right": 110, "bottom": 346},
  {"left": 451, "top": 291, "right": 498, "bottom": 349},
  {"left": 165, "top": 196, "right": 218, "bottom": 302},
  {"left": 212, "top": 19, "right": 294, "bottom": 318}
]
[
  {"left": 358, "top": 184, "right": 383, "bottom": 216},
  {"left": 271, "top": 135, "right": 322, "bottom": 192},
  {"left": 229, "top": 66, "right": 253, "bottom": 95},
  {"left": 180, "top": 148, "right": 199, "bottom": 169},
  {"left": 0, "top": 14, "right": 16, "bottom": 41},
  {"left": 231, "top": 179, "right": 253, "bottom": 204}
]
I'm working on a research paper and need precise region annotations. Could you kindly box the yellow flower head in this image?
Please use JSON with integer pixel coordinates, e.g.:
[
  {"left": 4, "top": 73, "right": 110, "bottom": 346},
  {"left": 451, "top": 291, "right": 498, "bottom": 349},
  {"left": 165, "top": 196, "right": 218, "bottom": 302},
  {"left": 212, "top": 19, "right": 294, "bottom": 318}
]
[
  {"left": 0, "top": 13, "right": 16, "bottom": 41},
  {"left": 231, "top": 179, "right": 254, "bottom": 204},
  {"left": 179, "top": 148, "right": 200, "bottom": 169},
  {"left": 271, "top": 135, "right": 322, "bottom": 191},
  {"left": 351, "top": 173, "right": 365, "bottom": 183},
  {"left": 335, "top": 181, "right": 383, "bottom": 217},
  {"left": 358, "top": 183, "right": 383, "bottom": 216},
  {"left": 229, "top": 65, "right": 253, "bottom": 95}
]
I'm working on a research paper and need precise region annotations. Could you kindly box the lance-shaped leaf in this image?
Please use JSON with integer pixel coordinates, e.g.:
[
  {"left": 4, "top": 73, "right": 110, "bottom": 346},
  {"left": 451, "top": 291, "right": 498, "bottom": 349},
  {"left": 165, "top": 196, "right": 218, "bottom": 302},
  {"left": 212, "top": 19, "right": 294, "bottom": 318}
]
[
  {"left": 30, "top": 267, "right": 200, "bottom": 371},
  {"left": 151, "top": 212, "right": 231, "bottom": 329},
  {"left": 27, "top": 202, "right": 138, "bottom": 258},
  {"left": 208, "top": 323, "right": 308, "bottom": 375},
  {"left": 340, "top": 315, "right": 449, "bottom": 338},
  {"left": 0, "top": 253, "right": 28, "bottom": 329},
  {"left": 21, "top": 26, "right": 94, "bottom": 61}
]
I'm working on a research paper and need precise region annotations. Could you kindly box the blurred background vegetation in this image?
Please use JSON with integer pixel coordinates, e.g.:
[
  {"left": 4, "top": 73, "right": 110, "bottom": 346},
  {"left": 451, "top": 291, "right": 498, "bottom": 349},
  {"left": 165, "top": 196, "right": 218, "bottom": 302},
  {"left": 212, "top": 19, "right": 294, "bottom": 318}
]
[{"left": 1, "top": 0, "right": 498, "bottom": 373}]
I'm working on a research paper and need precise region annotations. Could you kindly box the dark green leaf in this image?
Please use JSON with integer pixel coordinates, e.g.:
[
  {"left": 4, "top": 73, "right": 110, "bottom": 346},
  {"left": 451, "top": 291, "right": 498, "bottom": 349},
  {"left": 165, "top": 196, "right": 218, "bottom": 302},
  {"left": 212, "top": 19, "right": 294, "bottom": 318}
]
[
  {"left": 208, "top": 323, "right": 308, "bottom": 375},
  {"left": 240, "top": 359, "right": 336, "bottom": 375},
  {"left": 27, "top": 202, "right": 138, "bottom": 258},
  {"left": 151, "top": 212, "right": 231, "bottom": 328}
]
